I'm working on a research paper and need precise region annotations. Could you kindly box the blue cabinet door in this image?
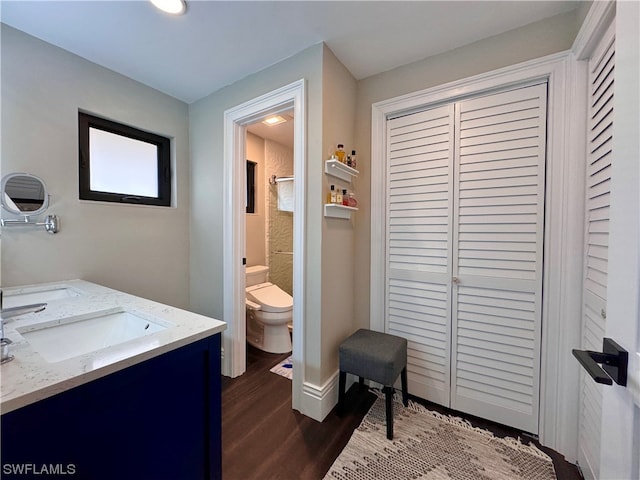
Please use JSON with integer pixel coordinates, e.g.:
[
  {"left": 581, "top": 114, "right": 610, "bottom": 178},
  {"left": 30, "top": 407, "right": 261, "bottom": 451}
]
[{"left": 1, "top": 334, "right": 221, "bottom": 480}]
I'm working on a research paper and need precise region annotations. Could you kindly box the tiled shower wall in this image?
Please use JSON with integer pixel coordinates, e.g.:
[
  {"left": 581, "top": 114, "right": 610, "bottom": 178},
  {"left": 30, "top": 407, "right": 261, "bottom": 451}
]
[{"left": 265, "top": 139, "right": 293, "bottom": 296}]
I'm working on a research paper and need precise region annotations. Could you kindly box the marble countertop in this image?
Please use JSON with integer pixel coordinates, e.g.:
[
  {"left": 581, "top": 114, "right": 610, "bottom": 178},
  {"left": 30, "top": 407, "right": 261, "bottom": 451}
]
[{"left": 0, "top": 280, "right": 226, "bottom": 414}]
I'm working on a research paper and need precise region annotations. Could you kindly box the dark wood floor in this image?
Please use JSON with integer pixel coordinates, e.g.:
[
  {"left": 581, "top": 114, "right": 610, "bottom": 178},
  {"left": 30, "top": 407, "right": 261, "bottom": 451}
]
[
  {"left": 221, "top": 346, "right": 374, "bottom": 479},
  {"left": 222, "top": 346, "right": 583, "bottom": 480}
]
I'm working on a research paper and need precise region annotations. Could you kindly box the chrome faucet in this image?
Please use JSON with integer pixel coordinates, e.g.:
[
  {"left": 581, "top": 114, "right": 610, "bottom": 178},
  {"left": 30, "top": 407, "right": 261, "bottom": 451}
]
[
  {"left": 1, "top": 302, "right": 48, "bottom": 319},
  {"left": 1, "top": 289, "right": 47, "bottom": 363}
]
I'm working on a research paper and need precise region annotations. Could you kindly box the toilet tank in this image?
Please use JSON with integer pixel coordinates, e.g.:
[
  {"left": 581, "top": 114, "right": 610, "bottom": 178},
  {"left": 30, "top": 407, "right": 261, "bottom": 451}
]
[{"left": 246, "top": 265, "right": 269, "bottom": 287}]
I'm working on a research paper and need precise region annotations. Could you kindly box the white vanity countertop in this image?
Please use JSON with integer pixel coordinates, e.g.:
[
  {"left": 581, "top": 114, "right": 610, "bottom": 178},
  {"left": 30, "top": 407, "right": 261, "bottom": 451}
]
[{"left": 0, "top": 280, "right": 226, "bottom": 414}]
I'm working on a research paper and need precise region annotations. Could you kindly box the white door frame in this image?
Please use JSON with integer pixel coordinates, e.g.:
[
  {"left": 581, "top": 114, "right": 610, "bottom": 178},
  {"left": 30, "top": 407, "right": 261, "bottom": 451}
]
[
  {"left": 370, "top": 52, "right": 586, "bottom": 461},
  {"left": 223, "top": 79, "right": 306, "bottom": 411},
  {"left": 573, "top": 2, "right": 640, "bottom": 479}
]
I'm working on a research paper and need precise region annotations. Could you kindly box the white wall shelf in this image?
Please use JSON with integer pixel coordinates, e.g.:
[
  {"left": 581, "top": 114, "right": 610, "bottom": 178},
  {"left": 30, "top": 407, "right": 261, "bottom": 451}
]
[
  {"left": 325, "top": 159, "right": 359, "bottom": 183},
  {"left": 324, "top": 204, "right": 358, "bottom": 219}
]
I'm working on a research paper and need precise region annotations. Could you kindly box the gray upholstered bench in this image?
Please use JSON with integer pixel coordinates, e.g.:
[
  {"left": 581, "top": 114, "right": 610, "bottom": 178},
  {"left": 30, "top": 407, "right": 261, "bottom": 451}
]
[{"left": 338, "top": 328, "right": 408, "bottom": 439}]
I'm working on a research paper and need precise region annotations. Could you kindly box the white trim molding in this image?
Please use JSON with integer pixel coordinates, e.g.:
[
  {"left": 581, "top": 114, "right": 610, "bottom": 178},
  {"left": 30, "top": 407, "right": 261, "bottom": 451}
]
[
  {"left": 572, "top": 1, "right": 616, "bottom": 61},
  {"left": 223, "top": 79, "right": 307, "bottom": 414},
  {"left": 299, "top": 372, "right": 360, "bottom": 422},
  {"left": 301, "top": 373, "right": 340, "bottom": 422},
  {"left": 370, "top": 51, "right": 585, "bottom": 461}
]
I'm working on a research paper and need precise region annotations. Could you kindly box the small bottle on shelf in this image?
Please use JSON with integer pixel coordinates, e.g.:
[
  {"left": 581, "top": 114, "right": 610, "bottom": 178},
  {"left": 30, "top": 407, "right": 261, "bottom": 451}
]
[
  {"left": 336, "top": 188, "right": 343, "bottom": 205},
  {"left": 327, "top": 185, "right": 337, "bottom": 204},
  {"left": 335, "top": 144, "right": 346, "bottom": 163},
  {"left": 350, "top": 150, "right": 357, "bottom": 169},
  {"left": 342, "top": 189, "right": 348, "bottom": 206}
]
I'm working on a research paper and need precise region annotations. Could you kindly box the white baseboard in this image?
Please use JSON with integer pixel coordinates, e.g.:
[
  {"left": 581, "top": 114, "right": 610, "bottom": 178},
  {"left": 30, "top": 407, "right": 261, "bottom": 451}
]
[
  {"left": 300, "top": 372, "right": 338, "bottom": 421},
  {"left": 299, "top": 370, "right": 358, "bottom": 421}
]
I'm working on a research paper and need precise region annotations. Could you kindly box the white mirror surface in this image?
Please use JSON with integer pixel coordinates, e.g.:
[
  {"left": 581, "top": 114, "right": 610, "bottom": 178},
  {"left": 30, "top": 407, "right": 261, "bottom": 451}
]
[{"left": 1, "top": 173, "right": 49, "bottom": 216}]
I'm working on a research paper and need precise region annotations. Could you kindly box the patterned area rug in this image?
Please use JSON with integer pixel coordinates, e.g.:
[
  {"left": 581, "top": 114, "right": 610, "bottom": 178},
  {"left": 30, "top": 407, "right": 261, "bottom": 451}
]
[
  {"left": 270, "top": 356, "right": 293, "bottom": 380},
  {"left": 325, "top": 392, "right": 557, "bottom": 480}
]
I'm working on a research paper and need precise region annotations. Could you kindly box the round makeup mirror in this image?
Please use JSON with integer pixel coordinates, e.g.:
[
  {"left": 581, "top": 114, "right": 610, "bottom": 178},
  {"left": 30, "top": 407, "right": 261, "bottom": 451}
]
[{"left": 1, "top": 173, "right": 50, "bottom": 216}]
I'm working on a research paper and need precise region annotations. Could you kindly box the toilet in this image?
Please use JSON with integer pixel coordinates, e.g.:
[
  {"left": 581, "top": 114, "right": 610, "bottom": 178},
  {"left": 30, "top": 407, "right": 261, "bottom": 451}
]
[{"left": 245, "top": 265, "right": 292, "bottom": 353}]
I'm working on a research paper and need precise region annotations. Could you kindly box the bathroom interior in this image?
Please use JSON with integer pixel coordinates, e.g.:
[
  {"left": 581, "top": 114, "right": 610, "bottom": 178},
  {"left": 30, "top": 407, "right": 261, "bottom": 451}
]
[
  {"left": 1, "top": 2, "right": 639, "bottom": 479},
  {"left": 244, "top": 111, "right": 295, "bottom": 358}
]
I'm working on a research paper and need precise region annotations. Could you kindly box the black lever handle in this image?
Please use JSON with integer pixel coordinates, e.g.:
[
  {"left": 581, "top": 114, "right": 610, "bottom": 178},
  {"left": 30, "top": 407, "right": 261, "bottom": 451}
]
[
  {"left": 572, "top": 338, "right": 628, "bottom": 387},
  {"left": 572, "top": 349, "right": 613, "bottom": 384}
]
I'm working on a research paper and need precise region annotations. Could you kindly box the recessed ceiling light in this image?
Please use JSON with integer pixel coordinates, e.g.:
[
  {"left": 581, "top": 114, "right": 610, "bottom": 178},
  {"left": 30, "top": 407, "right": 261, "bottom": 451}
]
[
  {"left": 262, "top": 115, "right": 287, "bottom": 127},
  {"left": 150, "top": 0, "right": 186, "bottom": 15}
]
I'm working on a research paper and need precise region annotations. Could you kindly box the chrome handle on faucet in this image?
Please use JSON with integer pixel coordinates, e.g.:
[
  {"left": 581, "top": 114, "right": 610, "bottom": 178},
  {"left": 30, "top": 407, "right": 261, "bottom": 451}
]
[
  {"left": 0, "top": 288, "right": 48, "bottom": 364},
  {"left": 1, "top": 289, "right": 14, "bottom": 363},
  {"left": 1, "top": 337, "right": 14, "bottom": 364},
  {"left": 0, "top": 287, "right": 4, "bottom": 338}
]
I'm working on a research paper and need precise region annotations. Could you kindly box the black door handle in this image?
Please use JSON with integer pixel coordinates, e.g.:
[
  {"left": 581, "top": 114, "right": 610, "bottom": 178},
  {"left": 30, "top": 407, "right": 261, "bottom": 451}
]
[{"left": 572, "top": 338, "right": 628, "bottom": 387}]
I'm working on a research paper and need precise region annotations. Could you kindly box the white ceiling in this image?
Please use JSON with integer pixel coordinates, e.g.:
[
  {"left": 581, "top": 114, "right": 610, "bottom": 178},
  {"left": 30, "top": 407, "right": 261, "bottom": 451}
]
[
  {"left": 1, "top": 1, "right": 581, "bottom": 104},
  {"left": 247, "top": 111, "right": 295, "bottom": 149}
]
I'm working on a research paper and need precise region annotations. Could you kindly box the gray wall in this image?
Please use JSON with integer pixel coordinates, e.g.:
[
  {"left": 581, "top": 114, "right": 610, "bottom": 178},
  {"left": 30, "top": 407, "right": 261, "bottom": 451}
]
[
  {"left": 321, "top": 45, "right": 358, "bottom": 378},
  {"left": 0, "top": 6, "right": 589, "bottom": 393},
  {"left": 352, "top": 9, "right": 585, "bottom": 330},
  {"left": 1, "top": 25, "right": 191, "bottom": 308},
  {"left": 189, "top": 43, "right": 327, "bottom": 385},
  {"left": 189, "top": 43, "right": 358, "bottom": 387}
]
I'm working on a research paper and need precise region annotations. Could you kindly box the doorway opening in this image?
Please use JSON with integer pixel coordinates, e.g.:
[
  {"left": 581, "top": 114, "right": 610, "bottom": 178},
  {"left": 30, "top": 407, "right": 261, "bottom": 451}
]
[
  {"left": 245, "top": 110, "right": 294, "bottom": 356},
  {"left": 222, "top": 79, "right": 306, "bottom": 412}
]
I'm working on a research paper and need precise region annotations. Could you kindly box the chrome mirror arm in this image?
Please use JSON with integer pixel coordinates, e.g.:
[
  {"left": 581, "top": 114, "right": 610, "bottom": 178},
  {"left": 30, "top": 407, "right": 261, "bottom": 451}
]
[{"left": 1, "top": 214, "right": 60, "bottom": 234}]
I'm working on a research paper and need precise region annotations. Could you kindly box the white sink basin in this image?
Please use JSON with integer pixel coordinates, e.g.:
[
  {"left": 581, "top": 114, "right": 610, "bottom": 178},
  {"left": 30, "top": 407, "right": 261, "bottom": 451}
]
[
  {"left": 17, "top": 308, "right": 169, "bottom": 363},
  {"left": 3, "top": 286, "right": 82, "bottom": 308}
]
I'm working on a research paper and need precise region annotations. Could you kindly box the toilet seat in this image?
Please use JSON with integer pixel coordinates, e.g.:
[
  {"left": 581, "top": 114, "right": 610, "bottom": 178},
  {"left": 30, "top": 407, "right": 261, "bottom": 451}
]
[{"left": 246, "top": 282, "right": 292, "bottom": 313}]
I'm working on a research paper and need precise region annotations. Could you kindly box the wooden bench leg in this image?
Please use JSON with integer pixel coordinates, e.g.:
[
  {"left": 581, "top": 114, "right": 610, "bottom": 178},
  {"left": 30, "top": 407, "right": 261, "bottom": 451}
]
[
  {"left": 337, "top": 371, "right": 346, "bottom": 416},
  {"left": 401, "top": 367, "right": 408, "bottom": 407},
  {"left": 383, "top": 386, "right": 394, "bottom": 440}
]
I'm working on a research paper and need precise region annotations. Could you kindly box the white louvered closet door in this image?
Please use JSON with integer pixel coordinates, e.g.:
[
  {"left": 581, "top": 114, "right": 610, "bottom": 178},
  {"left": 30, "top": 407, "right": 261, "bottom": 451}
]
[
  {"left": 385, "top": 84, "right": 547, "bottom": 433},
  {"left": 451, "top": 84, "right": 547, "bottom": 434},
  {"left": 386, "top": 104, "right": 455, "bottom": 406},
  {"left": 577, "top": 21, "right": 615, "bottom": 480}
]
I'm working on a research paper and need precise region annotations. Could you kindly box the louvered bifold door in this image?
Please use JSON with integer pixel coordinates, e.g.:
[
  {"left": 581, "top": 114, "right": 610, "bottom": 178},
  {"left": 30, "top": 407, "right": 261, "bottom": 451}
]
[
  {"left": 386, "top": 104, "right": 455, "bottom": 406},
  {"left": 577, "top": 21, "right": 615, "bottom": 479},
  {"left": 450, "top": 84, "right": 547, "bottom": 434}
]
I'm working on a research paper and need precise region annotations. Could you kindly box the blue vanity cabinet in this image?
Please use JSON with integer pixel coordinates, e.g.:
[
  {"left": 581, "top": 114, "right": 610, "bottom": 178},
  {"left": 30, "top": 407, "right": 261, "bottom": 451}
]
[{"left": 1, "top": 334, "right": 222, "bottom": 480}]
